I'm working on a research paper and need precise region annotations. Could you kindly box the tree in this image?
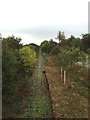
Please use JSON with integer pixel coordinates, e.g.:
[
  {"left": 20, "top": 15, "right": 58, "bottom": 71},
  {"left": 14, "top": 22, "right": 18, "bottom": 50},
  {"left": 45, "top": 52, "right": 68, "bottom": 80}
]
[
  {"left": 57, "top": 47, "right": 82, "bottom": 69},
  {"left": 28, "top": 43, "right": 40, "bottom": 56},
  {"left": 40, "top": 40, "right": 49, "bottom": 53},
  {"left": 49, "top": 39, "right": 58, "bottom": 53},
  {"left": 81, "top": 33, "right": 90, "bottom": 53},
  {"left": 2, "top": 36, "right": 37, "bottom": 117},
  {"left": 19, "top": 46, "right": 37, "bottom": 75},
  {"left": 51, "top": 45, "right": 59, "bottom": 55},
  {"left": 40, "top": 39, "right": 58, "bottom": 54},
  {"left": 67, "top": 35, "right": 81, "bottom": 48},
  {"left": 2, "top": 36, "right": 21, "bottom": 97},
  {"left": 56, "top": 31, "right": 65, "bottom": 45}
]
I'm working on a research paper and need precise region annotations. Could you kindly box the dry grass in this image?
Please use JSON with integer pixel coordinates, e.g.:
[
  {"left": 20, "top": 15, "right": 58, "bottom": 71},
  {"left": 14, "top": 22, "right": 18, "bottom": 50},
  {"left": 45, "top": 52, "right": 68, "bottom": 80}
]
[{"left": 45, "top": 55, "right": 88, "bottom": 118}]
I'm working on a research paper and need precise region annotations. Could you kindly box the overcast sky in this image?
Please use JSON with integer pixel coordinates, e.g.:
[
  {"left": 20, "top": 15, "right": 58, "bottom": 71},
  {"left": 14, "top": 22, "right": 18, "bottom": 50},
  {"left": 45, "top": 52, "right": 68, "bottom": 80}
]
[{"left": 0, "top": 0, "right": 89, "bottom": 45}]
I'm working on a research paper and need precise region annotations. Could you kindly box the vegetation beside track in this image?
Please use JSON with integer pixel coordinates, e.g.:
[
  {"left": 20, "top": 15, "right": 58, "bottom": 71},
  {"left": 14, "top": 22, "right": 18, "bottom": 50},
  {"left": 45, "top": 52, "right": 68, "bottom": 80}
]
[
  {"left": 23, "top": 50, "right": 53, "bottom": 118},
  {"left": 46, "top": 55, "right": 88, "bottom": 118}
]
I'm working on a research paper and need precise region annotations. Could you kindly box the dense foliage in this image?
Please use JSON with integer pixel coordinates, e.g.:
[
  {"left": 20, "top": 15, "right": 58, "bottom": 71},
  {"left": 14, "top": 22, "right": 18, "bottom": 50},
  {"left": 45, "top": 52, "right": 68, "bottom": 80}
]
[
  {"left": 19, "top": 46, "right": 37, "bottom": 75},
  {"left": 2, "top": 36, "right": 21, "bottom": 96},
  {"left": 2, "top": 32, "right": 90, "bottom": 117},
  {"left": 41, "top": 32, "right": 89, "bottom": 99},
  {"left": 24, "top": 43, "right": 39, "bottom": 57},
  {"left": 81, "top": 33, "right": 90, "bottom": 53},
  {"left": 40, "top": 39, "right": 58, "bottom": 54},
  {"left": 2, "top": 36, "right": 38, "bottom": 117},
  {"left": 40, "top": 33, "right": 90, "bottom": 64}
]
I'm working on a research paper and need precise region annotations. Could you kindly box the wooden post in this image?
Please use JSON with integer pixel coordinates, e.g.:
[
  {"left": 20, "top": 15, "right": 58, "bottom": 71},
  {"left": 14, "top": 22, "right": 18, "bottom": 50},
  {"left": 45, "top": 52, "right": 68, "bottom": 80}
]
[
  {"left": 64, "top": 70, "right": 66, "bottom": 85},
  {"left": 61, "top": 67, "right": 63, "bottom": 79}
]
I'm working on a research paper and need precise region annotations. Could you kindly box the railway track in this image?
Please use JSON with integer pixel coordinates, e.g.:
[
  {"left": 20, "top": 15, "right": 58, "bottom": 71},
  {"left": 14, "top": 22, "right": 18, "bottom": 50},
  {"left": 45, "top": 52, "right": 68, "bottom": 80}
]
[{"left": 23, "top": 49, "right": 53, "bottom": 118}]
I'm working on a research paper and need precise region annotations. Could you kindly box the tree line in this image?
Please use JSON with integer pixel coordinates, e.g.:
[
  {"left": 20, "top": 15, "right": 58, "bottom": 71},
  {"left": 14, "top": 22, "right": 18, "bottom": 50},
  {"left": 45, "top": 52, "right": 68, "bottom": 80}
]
[
  {"left": 40, "top": 32, "right": 90, "bottom": 67},
  {"left": 41, "top": 32, "right": 90, "bottom": 54},
  {"left": 40, "top": 31, "right": 89, "bottom": 98},
  {"left": 1, "top": 31, "right": 90, "bottom": 116},
  {"left": 2, "top": 35, "right": 39, "bottom": 117}
]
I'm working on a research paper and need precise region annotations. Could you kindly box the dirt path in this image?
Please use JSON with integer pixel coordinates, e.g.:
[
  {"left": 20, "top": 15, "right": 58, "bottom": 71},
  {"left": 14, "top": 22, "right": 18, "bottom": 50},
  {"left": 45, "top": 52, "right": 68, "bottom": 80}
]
[{"left": 23, "top": 49, "right": 53, "bottom": 118}]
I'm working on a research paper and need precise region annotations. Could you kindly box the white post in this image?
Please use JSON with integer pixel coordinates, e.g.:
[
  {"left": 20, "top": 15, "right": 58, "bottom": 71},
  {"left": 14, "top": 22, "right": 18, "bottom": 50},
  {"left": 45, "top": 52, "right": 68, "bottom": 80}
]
[
  {"left": 64, "top": 70, "right": 66, "bottom": 85},
  {"left": 61, "top": 67, "right": 63, "bottom": 79}
]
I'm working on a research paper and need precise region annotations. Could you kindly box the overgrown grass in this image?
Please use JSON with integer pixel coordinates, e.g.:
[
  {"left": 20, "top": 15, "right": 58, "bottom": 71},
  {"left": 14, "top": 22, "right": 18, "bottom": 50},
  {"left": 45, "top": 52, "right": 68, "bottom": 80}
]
[{"left": 45, "top": 55, "right": 88, "bottom": 118}]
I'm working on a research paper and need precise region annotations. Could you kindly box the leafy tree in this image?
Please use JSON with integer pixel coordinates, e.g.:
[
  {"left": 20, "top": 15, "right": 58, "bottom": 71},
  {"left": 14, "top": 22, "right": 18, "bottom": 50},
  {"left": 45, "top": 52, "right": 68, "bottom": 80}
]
[
  {"left": 2, "top": 36, "right": 21, "bottom": 97},
  {"left": 2, "top": 36, "right": 38, "bottom": 117},
  {"left": 4, "top": 35, "right": 22, "bottom": 50},
  {"left": 40, "top": 40, "right": 49, "bottom": 53},
  {"left": 67, "top": 35, "right": 81, "bottom": 48},
  {"left": 28, "top": 43, "right": 39, "bottom": 56},
  {"left": 81, "top": 33, "right": 90, "bottom": 53},
  {"left": 56, "top": 31, "right": 65, "bottom": 45},
  {"left": 67, "top": 47, "right": 81, "bottom": 65},
  {"left": 19, "top": 46, "right": 37, "bottom": 75},
  {"left": 87, "top": 48, "right": 90, "bottom": 54},
  {"left": 79, "top": 51, "right": 87, "bottom": 65},
  {"left": 23, "top": 43, "right": 39, "bottom": 58},
  {"left": 57, "top": 47, "right": 83, "bottom": 69},
  {"left": 40, "top": 39, "right": 57, "bottom": 54},
  {"left": 51, "top": 45, "right": 59, "bottom": 55},
  {"left": 49, "top": 39, "right": 57, "bottom": 49}
]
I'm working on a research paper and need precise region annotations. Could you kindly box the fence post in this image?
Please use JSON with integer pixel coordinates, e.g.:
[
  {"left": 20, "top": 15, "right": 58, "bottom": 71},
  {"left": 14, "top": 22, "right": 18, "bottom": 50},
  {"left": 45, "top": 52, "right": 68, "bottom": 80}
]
[
  {"left": 61, "top": 67, "right": 63, "bottom": 79},
  {"left": 64, "top": 70, "right": 66, "bottom": 85}
]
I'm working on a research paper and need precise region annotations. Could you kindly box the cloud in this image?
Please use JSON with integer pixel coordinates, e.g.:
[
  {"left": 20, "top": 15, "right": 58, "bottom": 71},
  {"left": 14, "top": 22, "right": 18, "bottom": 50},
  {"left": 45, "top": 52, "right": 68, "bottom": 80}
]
[
  {"left": 0, "top": 0, "right": 88, "bottom": 44},
  {"left": 88, "top": 1, "right": 90, "bottom": 32}
]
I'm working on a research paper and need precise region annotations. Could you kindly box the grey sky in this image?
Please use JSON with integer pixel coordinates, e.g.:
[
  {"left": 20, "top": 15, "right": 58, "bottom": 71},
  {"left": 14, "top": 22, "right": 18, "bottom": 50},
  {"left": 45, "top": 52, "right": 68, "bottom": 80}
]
[
  {"left": 0, "top": 0, "right": 89, "bottom": 45},
  {"left": 88, "top": 1, "right": 90, "bottom": 32}
]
